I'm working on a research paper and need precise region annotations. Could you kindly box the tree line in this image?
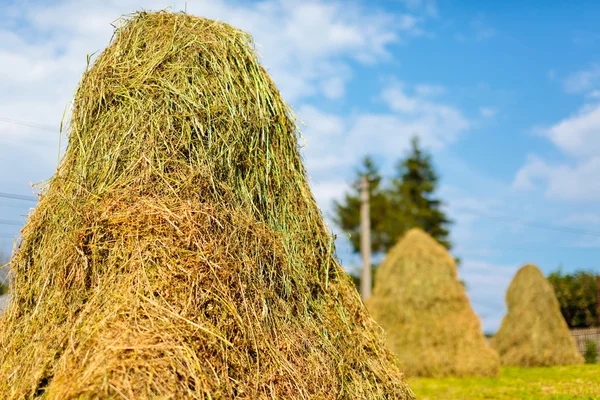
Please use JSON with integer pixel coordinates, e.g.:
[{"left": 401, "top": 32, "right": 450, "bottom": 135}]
[{"left": 549, "top": 268, "right": 600, "bottom": 329}]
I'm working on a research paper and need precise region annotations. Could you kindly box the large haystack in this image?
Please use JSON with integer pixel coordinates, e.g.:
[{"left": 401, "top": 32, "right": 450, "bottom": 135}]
[
  {"left": 0, "top": 11, "right": 414, "bottom": 399},
  {"left": 367, "top": 228, "right": 499, "bottom": 377},
  {"left": 491, "top": 264, "right": 584, "bottom": 366}
]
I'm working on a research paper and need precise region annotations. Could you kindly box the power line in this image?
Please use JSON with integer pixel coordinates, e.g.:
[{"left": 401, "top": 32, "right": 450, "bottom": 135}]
[
  {"left": 464, "top": 245, "right": 600, "bottom": 253},
  {"left": 0, "top": 192, "right": 37, "bottom": 202},
  {"left": 500, "top": 218, "right": 600, "bottom": 238},
  {"left": 0, "top": 220, "right": 23, "bottom": 226},
  {"left": 0, "top": 202, "right": 33, "bottom": 209},
  {"left": 455, "top": 207, "right": 600, "bottom": 238},
  {"left": 0, "top": 190, "right": 599, "bottom": 237},
  {"left": 0, "top": 116, "right": 56, "bottom": 132}
]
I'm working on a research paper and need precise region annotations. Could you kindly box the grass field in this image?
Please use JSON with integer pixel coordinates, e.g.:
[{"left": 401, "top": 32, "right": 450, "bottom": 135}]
[{"left": 408, "top": 365, "right": 600, "bottom": 399}]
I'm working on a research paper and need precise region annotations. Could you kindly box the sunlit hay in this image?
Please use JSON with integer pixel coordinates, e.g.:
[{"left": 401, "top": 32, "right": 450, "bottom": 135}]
[
  {"left": 491, "top": 264, "right": 584, "bottom": 367},
  {"left": 367, "top": 228, "right": 500, "bottom": 378},
  {"left": 0, "top": 11, "right": 414, "bottom": 399}
]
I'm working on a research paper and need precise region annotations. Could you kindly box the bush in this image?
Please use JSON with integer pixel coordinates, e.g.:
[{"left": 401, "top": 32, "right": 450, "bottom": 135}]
[{"left": 584, "top": 340, "right": 598, "bottom": 364}]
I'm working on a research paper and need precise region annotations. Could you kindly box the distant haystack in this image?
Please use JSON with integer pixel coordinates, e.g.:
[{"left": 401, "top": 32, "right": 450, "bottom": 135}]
[
  {"left": 491, "top": 264, "right": 584, "bottom": 366},
  {"left": 0, "top": 11, "right": 414, "bottom": 399},
  {"left": 367, "top": 228, "right": 499, "bottom": 377}
]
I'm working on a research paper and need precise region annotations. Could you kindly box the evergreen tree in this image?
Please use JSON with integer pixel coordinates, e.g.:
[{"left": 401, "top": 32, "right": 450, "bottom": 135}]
[
  {"left": 333, "top": 156, "right": 392, "bottom": 254},
  {"left": 390, "top": 136, "right": 453, "bottom": 250}
]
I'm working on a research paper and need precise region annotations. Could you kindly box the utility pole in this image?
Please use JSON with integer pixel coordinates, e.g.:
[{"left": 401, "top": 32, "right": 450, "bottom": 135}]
[{"left": 360, "top": 175, "right": 372, "bottom": 302}]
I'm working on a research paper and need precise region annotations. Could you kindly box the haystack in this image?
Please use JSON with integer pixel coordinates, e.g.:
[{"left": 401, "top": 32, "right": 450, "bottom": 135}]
[
  {"left": 491, "top": 264, "right": 584, "bottom": 366},
  {"left": 367, "top": 228, "right": 499, "bottom": 377},
  {"left": 0, "top": 11, "right": 414, "bottom": 399}
]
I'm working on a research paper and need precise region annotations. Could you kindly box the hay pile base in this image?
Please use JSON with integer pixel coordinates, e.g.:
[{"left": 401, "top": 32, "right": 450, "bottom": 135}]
[
  {"left": 367, "top": 228, "right": 499, "bottom": 377},
  {"left": 491, "top": 264, "right": 584, "bottom": 367},
  {"left": 0, "top": 11, "right": 414, "bottom": 399}
]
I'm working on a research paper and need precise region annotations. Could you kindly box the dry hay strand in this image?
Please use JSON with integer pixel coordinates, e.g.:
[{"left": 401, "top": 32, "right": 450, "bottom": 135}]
[
  {"left": 0, "top": 11, "right": 414, "bottom": 400},
  {"left": 490, "top": 264, "right": 584, "bottom": 367},
  {"left": 367, "top": 228, "right": 500, "bottom": 378}
]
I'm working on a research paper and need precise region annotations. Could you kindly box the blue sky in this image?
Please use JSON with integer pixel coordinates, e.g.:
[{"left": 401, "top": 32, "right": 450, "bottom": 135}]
[{"left": 1, "top": 0, "right": 600, "bottom": 332}]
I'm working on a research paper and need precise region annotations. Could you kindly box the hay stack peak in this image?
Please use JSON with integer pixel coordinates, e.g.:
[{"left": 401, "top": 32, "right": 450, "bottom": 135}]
[
  {"left": 0, "top": 11, "right": 414, "bottom": 399},
  {"left": 367, "top": 228, "right": 499, "bottom": 377},
  {"left": 491, "top": 264, "right": 584, "bottom": 366}
]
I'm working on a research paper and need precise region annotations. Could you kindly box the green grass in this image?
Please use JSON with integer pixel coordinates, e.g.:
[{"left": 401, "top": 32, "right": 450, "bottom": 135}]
[{"left": 408, "top": 365, "right": 600, "bottom": 399}]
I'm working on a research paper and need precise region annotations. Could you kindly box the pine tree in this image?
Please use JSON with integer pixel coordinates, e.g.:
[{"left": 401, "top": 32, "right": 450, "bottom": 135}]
[
  {"left": 391, "top": 136, "right": 453, "bottom": 250},
  {"left": 333, "top": 137, "right": 453, "bottom": 255}
]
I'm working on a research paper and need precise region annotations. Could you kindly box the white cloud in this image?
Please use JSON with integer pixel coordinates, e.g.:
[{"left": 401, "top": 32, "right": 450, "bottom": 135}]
[
  {"left": 541, "top": 103, "right": 600, "bottom": 157},
  {"left": 348, "top": 109, "right": 467, "bottom": 154},
  {"left": 377, "top": 82, "right": 470, "bottom": 144},
  {"left": 298, "top": 81, "right": 471, "bottom": 178},
  {"left": 513, "top": 154, "right": 548, "bottom": 191},
  {"left": 321, "top": 76, "right": 347, "bottom": 100},
  {"left": 545, "top": 158, "right": 600, "bottom": 201},
  {"left": 310, "top": 179, "right": 348, "bottom": 214},
  {"left": 514, "top": 102, "right": 600, "bottom": 202},
  {"left": 564, "top": 63, "right": 600, "bottom": 94},
  {"left": 589, "top": 90, "right": 600, "bottom": 99},
  {"left": 414, "top": 83, "right": 446, "bottom": 97},
  {"left": 297, "top": 104, "right": 347, "bottom": 173},
  {"left": 298, "top": 105, "right": 345, "bottom": 137},
  {"left": 479, "top": 106, "right": 497, "bottom": 118},
  {"left": 514, "top": 154, "right": 600, "bottom": 202},
  {"left": 382, "top": 84, "right": 420, "bottom": 113}
]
